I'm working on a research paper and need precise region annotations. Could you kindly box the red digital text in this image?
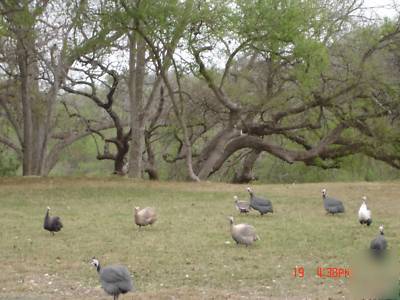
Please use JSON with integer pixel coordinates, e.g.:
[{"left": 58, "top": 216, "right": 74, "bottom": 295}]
[{"left": 293, "top": 266, "right": 352, "bottom": 279}]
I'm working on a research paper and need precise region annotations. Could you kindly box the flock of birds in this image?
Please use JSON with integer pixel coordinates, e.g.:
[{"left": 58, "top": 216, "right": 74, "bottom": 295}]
[
  {"left": 42, "top": 186, "right": 387, "bottom": 299},
  {"left": 43, "top": 206, "right": 156, "bottom": 299}
]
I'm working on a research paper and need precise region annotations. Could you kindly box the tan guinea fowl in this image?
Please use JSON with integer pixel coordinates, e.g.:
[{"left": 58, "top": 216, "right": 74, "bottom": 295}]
[
  {"left": 228, "top": 216, "right": 259, "bottom": 246},
  {"left": 134, "top": 207, "right": 157, "bottom": 228}
]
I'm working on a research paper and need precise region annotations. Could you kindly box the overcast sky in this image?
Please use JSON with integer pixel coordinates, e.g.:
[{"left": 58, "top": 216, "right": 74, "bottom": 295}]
[{"left": 363, "top": 0, "right": 399, "bottom": 18}]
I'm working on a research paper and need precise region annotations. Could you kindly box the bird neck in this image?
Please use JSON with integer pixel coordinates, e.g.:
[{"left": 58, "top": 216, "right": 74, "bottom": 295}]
[
  {"left": 44, "top": 210, "right": 49, "bottom": 223},
  {"left": 380, "top": 232, "right": 384, "bottom": 236},
  {"left": 96, "top": 264, "right": 101, "bottom": 273}
]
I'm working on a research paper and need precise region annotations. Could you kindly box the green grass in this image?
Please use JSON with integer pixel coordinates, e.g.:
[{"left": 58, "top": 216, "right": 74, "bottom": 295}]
[{"left": 0, "top": 178, "right": 399, "bottom": 299}]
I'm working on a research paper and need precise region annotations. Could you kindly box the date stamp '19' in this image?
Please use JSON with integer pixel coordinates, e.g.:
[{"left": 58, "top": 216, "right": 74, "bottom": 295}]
[{"left": 293, "top": 266, "right": 351, "bottom": 279}]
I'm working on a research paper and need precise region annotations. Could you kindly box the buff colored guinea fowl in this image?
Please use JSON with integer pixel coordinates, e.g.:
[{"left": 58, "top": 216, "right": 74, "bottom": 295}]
[
  {"left": 228, "top": 216, "right": 259, "bottom": 246},
  {"left": 134, "top": 207, "right": 157, "bottom": 228}
]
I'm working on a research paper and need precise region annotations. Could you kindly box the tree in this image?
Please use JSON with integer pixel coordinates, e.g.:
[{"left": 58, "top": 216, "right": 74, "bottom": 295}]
[
  {"left": 119, "top": 0, "right": 200, "bottom": 180},
  {"left": 0, "top": 0, "right": 122, "bottom": 175},
  {"left": 165, "top": 0, "right": 400, "bottom": 181},
  {"left": 62, "top": 56, "right": 131, "bottom": 175}
]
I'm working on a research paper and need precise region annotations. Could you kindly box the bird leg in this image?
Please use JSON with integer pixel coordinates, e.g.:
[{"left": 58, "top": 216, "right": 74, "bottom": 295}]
[{"left": 51, "top": 232, "right": 54, "bottom": 236}]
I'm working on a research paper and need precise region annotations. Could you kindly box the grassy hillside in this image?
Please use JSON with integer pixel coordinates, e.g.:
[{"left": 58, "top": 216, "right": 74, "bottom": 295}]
[{"left": 0, "top": 178, "right": 399, "bottom": 299}]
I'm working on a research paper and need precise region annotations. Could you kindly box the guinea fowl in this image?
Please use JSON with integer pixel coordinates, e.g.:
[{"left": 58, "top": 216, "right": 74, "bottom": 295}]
[
  {"left": 91, "top": 257, "right": 133, "bottom": 300},
  {"left": 321, "top": 188, "right": 345, "bottom": 215},
  {"left": 246, "top": 187, "right": 273, "bottom": 215},
  {"left": 370, "top": 225, "right": 387, "bottom": 257},
  {"left": 134, "top": 207, "right": 157, "bottom": 228},
  {"left": 228, "top": 216, "right": 259, "bottom": 246},
  {"left": 234, "top": 195, "right": 250, "bottom": 213},
  {"left": 358, "top": 196, "right": 372, "bottom": 226},
  {"left": 43, "top": 206, "right": 63, "bottom": 235}
]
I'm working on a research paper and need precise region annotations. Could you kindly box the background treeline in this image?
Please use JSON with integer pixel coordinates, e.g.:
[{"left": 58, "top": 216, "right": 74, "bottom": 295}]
[{"left": 0, "top": 0, "right": 400, "bottom": 183}]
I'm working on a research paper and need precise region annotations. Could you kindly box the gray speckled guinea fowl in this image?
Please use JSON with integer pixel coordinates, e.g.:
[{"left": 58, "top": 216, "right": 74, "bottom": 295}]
[
  {"left": 370, "top": 225, "right": 387, "bottom": 257},
  {"left": 91, "top": 257, "right": 134, "bottom": 300},
  {"left": 43, "top": 206, "right": 63, "bottom": 235},
  {"left": 246, "top": 187, "right": 273, "bottom": 215},
  {"left": 321, "top": 188, "right": 345, "bottom": 215}
]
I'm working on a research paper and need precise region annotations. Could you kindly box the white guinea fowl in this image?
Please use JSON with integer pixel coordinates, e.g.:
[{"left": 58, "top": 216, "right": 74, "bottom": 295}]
[
  {"left": 233, "top": 195, "right": 251, "bottom": 214},
  {"left": 358, "top": 196, "right": 372, "bottom": 226}
]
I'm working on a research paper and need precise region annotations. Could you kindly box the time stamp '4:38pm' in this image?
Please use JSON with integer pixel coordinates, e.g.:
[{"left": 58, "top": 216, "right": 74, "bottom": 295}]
[{"left": 293, "top": 266, "right": 352, "bottom": 279}]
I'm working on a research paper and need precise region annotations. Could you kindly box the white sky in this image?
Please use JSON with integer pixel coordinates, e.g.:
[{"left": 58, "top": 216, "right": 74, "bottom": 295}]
[{"left": 363, "top": 0, "right": 399, "bottom": 19}]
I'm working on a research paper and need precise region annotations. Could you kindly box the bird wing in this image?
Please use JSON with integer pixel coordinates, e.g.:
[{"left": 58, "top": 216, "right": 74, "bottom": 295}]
[
  {"left": 45, "top": 216, "right": 63, "bottom": 230},
  {"left": 324, "top": 197, "right": 344, "bottom": 213},
  {"left": 370, "top": 236, "right": 387, "bottom": 251},
  {"left": 237, "top": 201, "right": 250, "bottom": 209},
  {"left": 370, "top": 238, "right": 380, "bottom": 250},
  {"left": 358, "top": 206, "right": 371, "bottom": 220},
  {"left": 145, "top": 209, "right": 156, "bottom": 222},
  {"left": 358, "top": 206, "right": 364, "bottom": 219},
  {"left": 325, "top": 197, "right": 342, "bottom": 207},
  {"left": 101, "top": 266, "right": 133, "bottom": 290},
  {"left": 236, "top": 224, "right": 256, "bottom": 237},
  {"left": 252, "top": 197, "right": 272, "bottom": 207},
  {"left": 52, "top": 216, "right": 63, "bottom": 227}
]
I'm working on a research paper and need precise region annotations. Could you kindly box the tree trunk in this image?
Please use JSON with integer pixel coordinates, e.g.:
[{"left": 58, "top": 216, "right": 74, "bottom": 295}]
[
  {"left": 194, "top": 128, "right": 240, "bottom": 179},
  {"left": 114, "top": 142, "right": 130, "bottom": 175},
  {"left": 16, "top": 29, "right": 45, "bottom": 176},
  {"left": 17, "top": 39, "right": 33, "bottom": 175},
  {"left": 128, "top": 33, "right": 146, "bottom": 178},
  {"left": 232, "top": 150, "right": 261, "bottom": 183},
  {"left": 144, "top": 130, "right": 159, "bottom": 180}
]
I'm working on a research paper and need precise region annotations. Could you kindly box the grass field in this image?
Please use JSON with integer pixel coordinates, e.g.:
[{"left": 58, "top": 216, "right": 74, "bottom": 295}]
[{"left": 0, "top": 178, "right": 399, "bottom": 299}]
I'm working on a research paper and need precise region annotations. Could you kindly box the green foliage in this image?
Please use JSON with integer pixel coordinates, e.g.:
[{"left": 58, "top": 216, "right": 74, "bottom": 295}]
[
  {"left": 51, "top": 135, "right": 114, "bottom": 176},
  {"left": 0, "top": 148, "right": 19, "bottom": 176},
  {"left": 292, "top": 37, "right": 329, "bottom": 91},
  {"left": 256, "top": 154, "right": 400, "bottom": 184}
]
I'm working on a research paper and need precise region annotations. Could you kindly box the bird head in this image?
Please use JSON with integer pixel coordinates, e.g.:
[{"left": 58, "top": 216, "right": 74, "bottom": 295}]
[
  {"left": 379, "top": 225, "right": 384, "bottom": 234},
  {"left": 91, "top": 257, "right": 99, "bottom": 268},
  {"left": 134, "top": 207, "right": 140, "bottom": 212},
  {"left": 47, "top": 206, "right": 51, "bottom": 210},
  {"left": 233, "top": 195, "right": 238, "bottom": 202},
  {"left": 246, "top": 187, "right": 252, "bottom": 194},
  {"left": 321, "top": 189, "right": 327, "bottom": 197},
  {"left": 362, "top": 196, "right": 367, "bottom": 202},
  {"left": 228, "top": 216, "right": 234, "bottom": 224}
]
